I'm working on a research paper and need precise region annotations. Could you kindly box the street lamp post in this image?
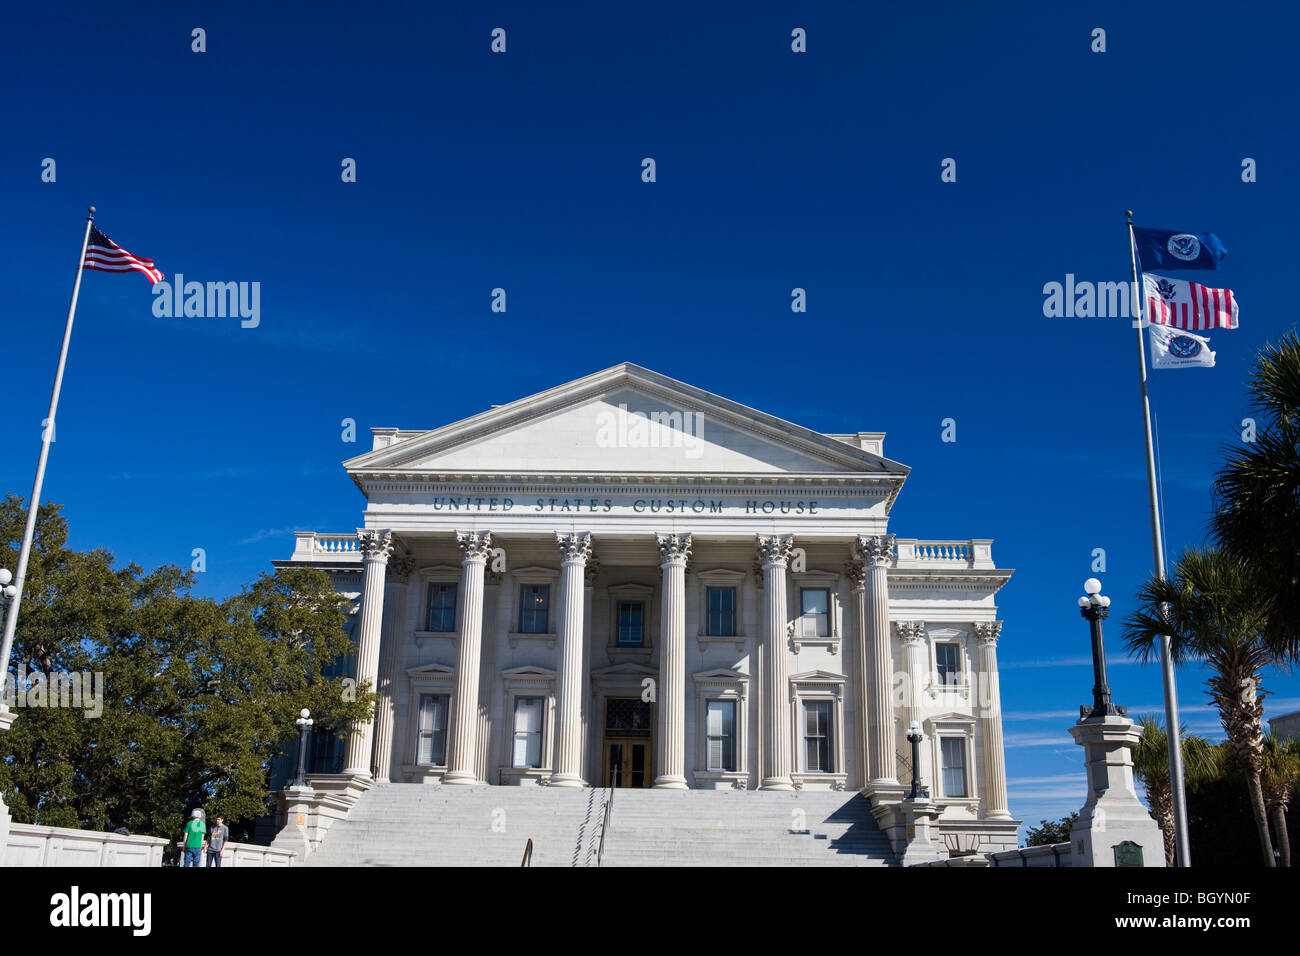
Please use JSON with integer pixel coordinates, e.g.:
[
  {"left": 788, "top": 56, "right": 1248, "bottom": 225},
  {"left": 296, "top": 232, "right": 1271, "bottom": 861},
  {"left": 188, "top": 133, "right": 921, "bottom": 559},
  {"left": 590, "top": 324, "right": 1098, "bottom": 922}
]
[
  {"left": 293, "top": 708, "right": 314, "bottom": 788},
  {"left": 0, "top": 570, "right": 16, "bottom": 710},
  {"left": 905, "top": 720, "right": 929, "bottom": 799},
  {"left": 1077, "top": 578, "right": 1125, "bottom": 721}
]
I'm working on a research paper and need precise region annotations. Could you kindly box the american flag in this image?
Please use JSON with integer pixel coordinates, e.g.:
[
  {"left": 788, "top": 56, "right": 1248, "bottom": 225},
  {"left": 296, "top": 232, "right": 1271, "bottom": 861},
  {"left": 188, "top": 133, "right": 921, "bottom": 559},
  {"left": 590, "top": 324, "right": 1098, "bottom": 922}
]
[
  {"left": 82, "top": 225, "right": 164, "bottom": 284},
  {"left": 1142, "top": 272, "right": 1238, "bottom": 331}
]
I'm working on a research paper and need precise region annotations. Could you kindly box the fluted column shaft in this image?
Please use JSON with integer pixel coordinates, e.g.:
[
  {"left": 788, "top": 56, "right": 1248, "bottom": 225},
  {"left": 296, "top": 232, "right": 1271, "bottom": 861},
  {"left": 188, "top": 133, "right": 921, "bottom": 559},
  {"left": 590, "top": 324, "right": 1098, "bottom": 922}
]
[
  {"left": 977, "top": 622, "right": 1011, "bottom": 818},
  {"left": 373, "top": 554, "right": 415, "bottom": 782},
  {"left": 757, "top": 534, "right": 795, "bottom": 791},
  {"left": 344, "top": 529, "right": 393, "bottom": 776},
  {"left": 446, "top": 531, "right": 493, "bottom": 785},
  {"left": 551, "top": 532, "right": 592, "bottom": 787},
  {"left": 898, "top": 620, "right": 930, "bottom": 790},
  {"left": 845, "top": 561, "right": 869, "bottom": 788},
  {"left": 654, "top": 534, "right": 691, "bottom": 789},
  {"left": 857, "top": 534, "right": 898, "bottom": 785}
]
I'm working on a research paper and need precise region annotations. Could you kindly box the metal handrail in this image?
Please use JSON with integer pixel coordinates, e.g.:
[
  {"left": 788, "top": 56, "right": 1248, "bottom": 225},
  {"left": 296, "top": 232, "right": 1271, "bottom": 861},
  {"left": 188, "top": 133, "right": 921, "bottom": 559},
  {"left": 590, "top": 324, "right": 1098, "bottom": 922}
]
[
  {"left": 596, "top": 757, "right": 620, "bottom": 867},
  {"left": 520, "top": 837, "right": 533, "bottom": 868}
]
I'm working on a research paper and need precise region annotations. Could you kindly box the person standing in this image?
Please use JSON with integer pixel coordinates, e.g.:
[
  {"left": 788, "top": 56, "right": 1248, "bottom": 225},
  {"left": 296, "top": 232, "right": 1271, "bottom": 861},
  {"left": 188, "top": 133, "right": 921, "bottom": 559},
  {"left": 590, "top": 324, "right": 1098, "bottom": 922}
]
[
  {"left": 182, "top": 810, "right": 206, "bottom": 868},
  {"left": 206, "top": 815, "right": 230, "bottom": 867}
]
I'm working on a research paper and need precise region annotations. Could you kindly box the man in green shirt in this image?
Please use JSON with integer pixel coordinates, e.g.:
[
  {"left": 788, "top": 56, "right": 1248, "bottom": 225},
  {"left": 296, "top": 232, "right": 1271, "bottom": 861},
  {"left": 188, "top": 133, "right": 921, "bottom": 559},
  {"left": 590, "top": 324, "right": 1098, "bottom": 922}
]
[{"left": 182, "top": 810, "right": 206, "bottom": 867}]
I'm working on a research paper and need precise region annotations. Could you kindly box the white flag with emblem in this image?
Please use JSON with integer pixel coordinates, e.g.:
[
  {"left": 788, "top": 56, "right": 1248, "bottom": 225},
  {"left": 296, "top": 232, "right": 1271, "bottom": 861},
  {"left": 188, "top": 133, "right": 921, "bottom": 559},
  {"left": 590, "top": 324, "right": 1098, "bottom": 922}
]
[{"left": 1149, "top": 322, "right": 1215, "bottom": 369}]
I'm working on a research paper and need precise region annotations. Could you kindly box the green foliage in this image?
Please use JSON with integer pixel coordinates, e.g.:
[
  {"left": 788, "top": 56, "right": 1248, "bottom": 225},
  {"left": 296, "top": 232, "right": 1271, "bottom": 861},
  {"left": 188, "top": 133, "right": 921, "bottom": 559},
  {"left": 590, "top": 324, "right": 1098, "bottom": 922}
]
[
  {"left": 1211, "top": 330, "right": 1300, "bottom": 655},
  {"left": 1024, "top": 813, "right": 1077, "bottom": 847},
  {"left": 0, "top": 494, "right": 373, "bottom": 840}
]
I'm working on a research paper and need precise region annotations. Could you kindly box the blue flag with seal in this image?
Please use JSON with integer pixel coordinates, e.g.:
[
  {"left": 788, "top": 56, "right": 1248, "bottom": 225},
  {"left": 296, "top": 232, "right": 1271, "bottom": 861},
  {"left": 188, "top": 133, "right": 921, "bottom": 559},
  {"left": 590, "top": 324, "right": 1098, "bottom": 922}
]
[{"left": 1133, "top": 226, "right": 1227, "bottom": 271}]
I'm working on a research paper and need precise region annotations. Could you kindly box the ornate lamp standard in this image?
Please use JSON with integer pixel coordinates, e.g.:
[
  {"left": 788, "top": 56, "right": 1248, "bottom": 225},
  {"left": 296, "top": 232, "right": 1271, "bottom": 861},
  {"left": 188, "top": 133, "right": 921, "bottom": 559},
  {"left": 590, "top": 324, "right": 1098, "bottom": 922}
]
[
  {"left": 293, "top": 708, "right": 315, "bottom": 788},
  {"left": 0, "top": 570, "right": 16, "bottom": 708},
  {"left": 1077, "top": 578, "right": 1125, "bottom": 720},
  {"left": 905, "top": 720, "right": 929, "bottom": 799}
]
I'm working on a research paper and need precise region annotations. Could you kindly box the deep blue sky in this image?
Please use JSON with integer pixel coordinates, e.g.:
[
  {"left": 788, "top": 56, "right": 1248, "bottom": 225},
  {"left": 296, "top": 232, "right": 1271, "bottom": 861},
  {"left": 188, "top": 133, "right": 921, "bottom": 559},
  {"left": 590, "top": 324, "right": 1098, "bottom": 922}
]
[{"left": 4, "top": 1, "right": 1298, "bottom": 831}]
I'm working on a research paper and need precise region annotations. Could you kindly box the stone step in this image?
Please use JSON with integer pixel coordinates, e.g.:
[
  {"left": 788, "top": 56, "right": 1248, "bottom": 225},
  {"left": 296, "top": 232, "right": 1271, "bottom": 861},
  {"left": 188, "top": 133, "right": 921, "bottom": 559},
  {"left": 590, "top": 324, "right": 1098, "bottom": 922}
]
[{"left": 302, "top": 784, "right": 897, "bottom": 866}]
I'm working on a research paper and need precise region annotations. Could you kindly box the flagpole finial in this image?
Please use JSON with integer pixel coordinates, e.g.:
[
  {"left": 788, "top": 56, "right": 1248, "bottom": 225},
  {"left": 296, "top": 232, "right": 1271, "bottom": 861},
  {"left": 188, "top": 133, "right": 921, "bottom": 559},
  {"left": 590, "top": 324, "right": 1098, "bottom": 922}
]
[
  {"left": 1125, "top": 209, "right": 1133, "bottom": 222},
  {"left": 87, "top": 206, "right": 95, "bottom": 217}
]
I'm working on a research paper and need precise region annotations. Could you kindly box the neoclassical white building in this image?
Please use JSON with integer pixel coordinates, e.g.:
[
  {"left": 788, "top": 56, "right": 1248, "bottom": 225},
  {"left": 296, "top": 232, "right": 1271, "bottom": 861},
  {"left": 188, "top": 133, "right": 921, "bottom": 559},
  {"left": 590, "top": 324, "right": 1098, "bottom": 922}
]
[{"left": 274, "top": 363, "right": 1017, "bottom": 851}]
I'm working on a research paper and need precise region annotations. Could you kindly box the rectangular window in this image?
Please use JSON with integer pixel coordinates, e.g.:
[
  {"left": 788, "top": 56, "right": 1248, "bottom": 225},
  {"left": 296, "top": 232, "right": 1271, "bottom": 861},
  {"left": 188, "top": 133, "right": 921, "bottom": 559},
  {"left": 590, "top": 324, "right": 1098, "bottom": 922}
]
[
  {"left": 519, "top": 584, "right": 550, "bottom": 634},
  {"left": 706, "top": 586, "right": 736, "bottom": 637},
  {"left": 417, "top": 694, "right": 448, "bottom": 766},
  {"left": 936, "top": 643, "right": 961, "bottom": 686},
  {"left": 425, "top": 582, "right": 457, "bottom": 632},
  {"left": 804, "top": 700, "right": 833, "bottom": 773},
  {"left": 617, "top": 600, "right": 645, "bottom": 646},
  {"left": 513, "top": 697, "right": 544, "bottom": 769},
  {"left": 706, "top": 700, "right": 736, "bottom": 772},
  {"left": 800, "top": 588, "right": 830, "bottom": 637},
  {"left": 941, "top": 737, "right": 968, "bottom": 797}
]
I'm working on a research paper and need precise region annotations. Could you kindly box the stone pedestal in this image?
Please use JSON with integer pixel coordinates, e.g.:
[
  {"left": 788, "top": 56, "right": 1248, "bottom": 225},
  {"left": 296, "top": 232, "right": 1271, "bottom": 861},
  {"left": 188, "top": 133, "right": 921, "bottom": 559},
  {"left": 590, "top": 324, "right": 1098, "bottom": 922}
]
[
  {"left": 887, "top": 796, "right": 945, "bottom": 866},
  {"left": 1067, "top": 714, "right": 1165, "bottom": 868}
]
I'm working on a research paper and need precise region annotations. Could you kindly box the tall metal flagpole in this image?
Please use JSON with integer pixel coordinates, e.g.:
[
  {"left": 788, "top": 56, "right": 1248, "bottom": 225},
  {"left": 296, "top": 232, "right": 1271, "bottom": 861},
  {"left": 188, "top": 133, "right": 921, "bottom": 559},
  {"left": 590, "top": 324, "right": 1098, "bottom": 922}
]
[
  {"left": 0, "top": 206, "right": 96, "bottom": 712},
  {"left": 1126, "top": 209, "right": 1191, "bottom": 866}
]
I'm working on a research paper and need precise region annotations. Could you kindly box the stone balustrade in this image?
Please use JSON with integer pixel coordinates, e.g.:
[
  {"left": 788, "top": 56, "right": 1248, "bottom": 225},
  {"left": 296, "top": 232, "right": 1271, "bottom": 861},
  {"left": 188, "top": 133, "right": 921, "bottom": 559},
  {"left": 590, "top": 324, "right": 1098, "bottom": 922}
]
[
  {"left": 4, "top": 823, "right": 296, "bottom": 867},
  {"left": 893, "top": 539, "right": 995, "bottom": 569},
  {"left": 290, "top": 532, "right": 362, "bottom": 560}
]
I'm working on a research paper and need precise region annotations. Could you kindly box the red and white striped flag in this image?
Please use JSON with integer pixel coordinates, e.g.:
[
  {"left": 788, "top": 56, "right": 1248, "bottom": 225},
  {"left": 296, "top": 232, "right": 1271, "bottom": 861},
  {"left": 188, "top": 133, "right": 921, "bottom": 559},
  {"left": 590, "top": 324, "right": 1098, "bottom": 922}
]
[
  {"left": 1142, "top": 273, "right": 1238, "bottom": 331},
  {"left": 83, "top": 226, "right": 164, "bottom": 284}
]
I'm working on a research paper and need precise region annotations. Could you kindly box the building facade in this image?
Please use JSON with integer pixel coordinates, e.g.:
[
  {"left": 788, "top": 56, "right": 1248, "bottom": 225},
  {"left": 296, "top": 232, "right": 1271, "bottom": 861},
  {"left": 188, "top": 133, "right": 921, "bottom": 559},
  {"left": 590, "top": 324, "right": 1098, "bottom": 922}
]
[{"left": 274, "top": 364, "right": 1017, "bottom": 850}]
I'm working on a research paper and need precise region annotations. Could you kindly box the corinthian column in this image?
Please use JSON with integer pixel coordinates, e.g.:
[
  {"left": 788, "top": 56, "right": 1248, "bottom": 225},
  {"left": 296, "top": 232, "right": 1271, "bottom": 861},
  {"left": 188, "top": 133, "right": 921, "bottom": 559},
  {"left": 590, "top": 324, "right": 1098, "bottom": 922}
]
[
  {"left": 844, "top": 559, "right": 869, "bottom": 788},
  {"left": 373, "top": 552, "right": 417, "bottom": 782},
  {"left": 897, "top": 619, "right": 929, "bottom": 790},
  {"left": 654, "top": 533, "right": 691, "bottom": 789},
  {"left": 445, "top": 531, "right": 494, "bottom": 785},
  {"left": 856, "top": 534, "right": 898, "bottom": 786},
  {"left": 551, "top": 532, "right": 592, "bottom": 788},
  {"left": 344, "top": 529, "right": 394, "bottom": 777},
  {"left": 975, "top": 621, "right": 1011, "bottom": 818},
  {"left": 757, "top": 534, "right": 795, "bottom": 791}
]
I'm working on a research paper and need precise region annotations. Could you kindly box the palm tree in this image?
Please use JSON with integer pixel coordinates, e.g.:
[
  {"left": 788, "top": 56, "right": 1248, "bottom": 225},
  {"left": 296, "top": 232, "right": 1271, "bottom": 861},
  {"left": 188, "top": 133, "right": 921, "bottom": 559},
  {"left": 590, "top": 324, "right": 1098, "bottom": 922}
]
[
  {"left": 1212, "top": 330, "right": 1300, "bottom": 658},
  {"left": 1261, "top": 733, "right": 1300, "bottom": 866},
  {"left": 1132, "top": 716, "right": 1221, "bottom": 866},
  {"left": 1123, "top": 548, "right": 1276, "bottom": 866}
]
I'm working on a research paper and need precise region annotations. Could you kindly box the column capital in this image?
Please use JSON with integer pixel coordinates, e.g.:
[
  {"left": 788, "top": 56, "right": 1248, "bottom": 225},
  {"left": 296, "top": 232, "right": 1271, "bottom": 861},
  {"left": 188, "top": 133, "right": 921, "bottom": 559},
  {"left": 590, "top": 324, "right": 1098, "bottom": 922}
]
[
  {"left": 843, "top": 559, "right": 866, "bottom": 590},
  {"left": 756, "top": 533, "right": 795, "bottom": 569},
  {"left": 975, "top": 620, "right": 1003, "bottom": 647},
  {"left": 356, "top": 529, "right": 394, "bottom": 562},
  {"left": 856, "top": 534, "right": 896, "bottom": 567},
  {"left": 584, "top": 555, "right": 601, "bottom": 587},
  {"left": 896, "top": 620, "right": 927, "bottom": 645},
  {"left": 386, "top": 553, "right": 418, "bottom": 582},
  {"left": 655, "top": 533, "right": 693, "bottom": 568},
  {"left": 456, "top": 530, "right": 494, "bottom": 564},
  {"left": 556, "top": 531, "right": 593, "bottom": 565}
]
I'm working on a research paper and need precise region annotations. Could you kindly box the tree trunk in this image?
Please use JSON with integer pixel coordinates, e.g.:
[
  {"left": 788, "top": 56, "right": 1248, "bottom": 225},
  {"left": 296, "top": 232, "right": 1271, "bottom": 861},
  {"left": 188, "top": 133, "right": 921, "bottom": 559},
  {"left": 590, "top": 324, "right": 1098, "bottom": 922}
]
[
  {"left": 1245, "top": 771, "right": 1276, "bottom": 866},
  {"left": 1271, "top": 805, "right": 1292, "bottom": 867},
  {"left": 1145, "top": 778, "right": 1176, "bottom": 867}
]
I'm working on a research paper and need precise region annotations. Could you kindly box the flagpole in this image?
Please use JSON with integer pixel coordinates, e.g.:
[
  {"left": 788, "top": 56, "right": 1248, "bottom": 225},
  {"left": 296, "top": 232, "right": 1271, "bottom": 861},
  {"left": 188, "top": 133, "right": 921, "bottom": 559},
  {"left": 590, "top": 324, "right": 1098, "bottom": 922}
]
[
  {"left": 1127, "top": 209, "right": 1191, "bottom": 867},
  {"left": 0, "top": 206, "right": 96, "bottom": 713}
]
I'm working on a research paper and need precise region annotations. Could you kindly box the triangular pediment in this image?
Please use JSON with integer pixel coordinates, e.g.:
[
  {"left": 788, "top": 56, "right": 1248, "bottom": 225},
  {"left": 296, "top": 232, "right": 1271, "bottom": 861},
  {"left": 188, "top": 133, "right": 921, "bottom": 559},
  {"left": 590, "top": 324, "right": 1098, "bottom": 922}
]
[{"left": 344, "top": 363, "right": 909, "bottom": 480}]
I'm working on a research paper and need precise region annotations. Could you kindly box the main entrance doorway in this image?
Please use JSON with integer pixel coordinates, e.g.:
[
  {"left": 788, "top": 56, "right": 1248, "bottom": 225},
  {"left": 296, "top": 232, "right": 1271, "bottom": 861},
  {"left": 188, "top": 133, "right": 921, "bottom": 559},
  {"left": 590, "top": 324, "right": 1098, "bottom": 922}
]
[{"left": 602, "top": 697, "right": 652, "bottom": 788}]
